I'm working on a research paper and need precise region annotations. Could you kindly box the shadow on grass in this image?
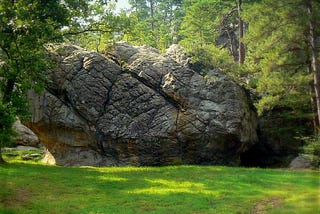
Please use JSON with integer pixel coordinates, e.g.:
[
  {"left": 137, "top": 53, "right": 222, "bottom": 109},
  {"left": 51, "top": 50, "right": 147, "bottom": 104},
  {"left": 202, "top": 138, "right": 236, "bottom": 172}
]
[{"left": 1, "top": 163, "right": 319, "bottom": 214}]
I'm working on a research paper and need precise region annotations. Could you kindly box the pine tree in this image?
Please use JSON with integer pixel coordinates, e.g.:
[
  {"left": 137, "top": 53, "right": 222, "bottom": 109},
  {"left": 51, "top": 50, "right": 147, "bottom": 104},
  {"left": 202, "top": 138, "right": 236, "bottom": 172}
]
[
  {"left": 125, "top": 0, "right": 184, "bottom": 50},
  {"left": 243, "top": 0, "right": 320, "bottom": 130},
  {"left": 179, "top": 0, "right": 251, "bottom": 74},
  {"left": 306, "top": 0, "right": 320, "bottom": 127}
]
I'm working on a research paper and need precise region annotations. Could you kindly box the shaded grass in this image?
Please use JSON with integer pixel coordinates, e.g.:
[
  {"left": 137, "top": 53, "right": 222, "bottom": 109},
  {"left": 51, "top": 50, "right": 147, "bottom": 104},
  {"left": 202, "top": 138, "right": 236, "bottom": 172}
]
[
  {"left": 0, "top": 162, "right": 319, "bottom": 214},
  {"left": 2, "top": 148, "right": 44, "bottom": 163}
]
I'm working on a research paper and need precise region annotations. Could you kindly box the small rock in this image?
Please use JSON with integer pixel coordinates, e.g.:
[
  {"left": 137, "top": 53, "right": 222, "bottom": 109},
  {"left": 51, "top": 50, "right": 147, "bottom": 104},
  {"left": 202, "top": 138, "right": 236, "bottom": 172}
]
[
  {"left": 289, "top": 155, "right": 312, "bottom": 169},
  {"left": 22, "top": 153, "right": 42, "bottom": 161},
  {"left": 15, "top": 146, "right": 40, "bottom": 151}
]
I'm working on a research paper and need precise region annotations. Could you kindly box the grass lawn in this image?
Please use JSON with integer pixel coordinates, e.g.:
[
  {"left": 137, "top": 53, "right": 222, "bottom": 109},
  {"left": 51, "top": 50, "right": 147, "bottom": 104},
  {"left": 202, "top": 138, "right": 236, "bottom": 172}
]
[{"left": 0, "top": 155, "right": 319, "bottom": 214}]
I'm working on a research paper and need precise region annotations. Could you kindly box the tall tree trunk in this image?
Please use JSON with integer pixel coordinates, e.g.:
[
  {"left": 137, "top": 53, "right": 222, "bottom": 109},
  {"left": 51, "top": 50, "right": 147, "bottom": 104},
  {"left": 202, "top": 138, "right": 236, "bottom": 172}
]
[
  {"left": 307, "top": 0, "right": 320, "bottom": 126},
  {"left": 308, "top": 61, "right": 319, "bottom": 132},
  {"left": 226, "top": 30, "right": 237, "bottom": 61},
  {"left": 149, "top": 0, "right": 155, "bottom": 31},
  {"left": 2, "top": 78, "right": 15, "bottom": 103},
  {"left": 238, "top": 0, "right": 245, "bottom": 64}
]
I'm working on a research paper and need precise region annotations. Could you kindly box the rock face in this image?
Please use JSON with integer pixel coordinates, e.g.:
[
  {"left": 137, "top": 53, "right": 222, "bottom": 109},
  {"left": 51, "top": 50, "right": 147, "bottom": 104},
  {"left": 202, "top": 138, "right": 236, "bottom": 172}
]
[
  {"left": 13, "top": 119, "right": 40, "bottom": 147},
  {"left": 27, "top": 42, "right": 258, "bottom": 166}
]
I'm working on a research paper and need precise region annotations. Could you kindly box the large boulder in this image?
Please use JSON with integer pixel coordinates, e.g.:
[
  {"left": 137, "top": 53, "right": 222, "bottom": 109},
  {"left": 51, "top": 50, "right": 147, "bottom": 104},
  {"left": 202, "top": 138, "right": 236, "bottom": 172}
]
[{"left": 27, "top": 42, "right": 258, "bottom": 166}]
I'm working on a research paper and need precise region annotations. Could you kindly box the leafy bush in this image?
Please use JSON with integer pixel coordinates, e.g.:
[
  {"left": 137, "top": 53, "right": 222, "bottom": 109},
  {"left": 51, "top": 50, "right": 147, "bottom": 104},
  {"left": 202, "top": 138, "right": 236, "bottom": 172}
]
[
  {"left": 302, "top": 135, "right": 320, "bottom": 168},
  {"left": 179, "top": 43, "right": 238, "bottom": 75}
]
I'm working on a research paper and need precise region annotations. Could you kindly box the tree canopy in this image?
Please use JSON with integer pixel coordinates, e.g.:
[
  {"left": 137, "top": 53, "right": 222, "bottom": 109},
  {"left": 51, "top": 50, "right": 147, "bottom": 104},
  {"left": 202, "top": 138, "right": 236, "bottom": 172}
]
[
  {"left": 0, "top": 0, "right": 89, "bottom": 160},
  {"left": 243, "top": 0, "right": 320, "bottom": 121},
  {"left": 1, "top": 0, "right": 320, "bottom": 161}
]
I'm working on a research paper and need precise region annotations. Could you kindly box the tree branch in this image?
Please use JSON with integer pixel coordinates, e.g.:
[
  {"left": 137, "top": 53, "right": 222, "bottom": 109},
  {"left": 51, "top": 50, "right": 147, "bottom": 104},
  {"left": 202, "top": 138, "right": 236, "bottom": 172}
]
[{"left": 220, "top": 6, "right": 237, "bottom": 26}]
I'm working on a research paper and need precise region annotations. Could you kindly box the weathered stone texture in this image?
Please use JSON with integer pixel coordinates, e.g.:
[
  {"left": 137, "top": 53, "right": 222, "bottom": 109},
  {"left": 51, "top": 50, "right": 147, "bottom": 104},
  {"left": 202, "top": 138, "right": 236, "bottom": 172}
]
[
  {"left": 13, "top": 119, "right": 40, "bottom": 147},
  {"left": 27, "top": 42, "right": 258, "bottom": 166}
]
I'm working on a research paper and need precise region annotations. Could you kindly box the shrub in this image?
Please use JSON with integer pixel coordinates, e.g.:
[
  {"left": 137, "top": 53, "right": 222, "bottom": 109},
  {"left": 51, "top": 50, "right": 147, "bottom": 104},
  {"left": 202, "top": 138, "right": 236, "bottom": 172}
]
[{"left": 301, "top": 135, "right": 320, "bottom": 168}]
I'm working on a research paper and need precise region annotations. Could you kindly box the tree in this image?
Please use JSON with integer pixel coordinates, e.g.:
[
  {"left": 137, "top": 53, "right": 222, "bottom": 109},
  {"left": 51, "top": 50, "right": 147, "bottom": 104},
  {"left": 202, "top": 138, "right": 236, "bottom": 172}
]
[
  {"left": 153, "top": 0, "right": 184, "bottom": 49},
  {"left": 179, "top": 0, "right": 258, "bottom": 65},
  {"left": 124, "top": 0, "right": 184, "bottom": 50},
  {"left": 179, "top": 0, "right": 246, "bottom": 75},
  {"left": 306, "top": 0, "right": 320, "bottom": 126},
  {"left": 129, "top": 0, "right": 149, "bottom": 20},
  {"left": 243, "top": 0, "right": 320, "bottom": 130},
  {"left": 180, "top": 0, "right": 220, "bottom": 48},
  {"left": 237, "top": 0, "right": 245, "bottom": 64},
  {"left": 0, "top": 0, "right": 88, "bottom": 162},
  {"left": 0, "top": 101, "right": 16, "bottom": 163},
  {"left": 62, "top": 0, "right": 126, "bottom": 52}
]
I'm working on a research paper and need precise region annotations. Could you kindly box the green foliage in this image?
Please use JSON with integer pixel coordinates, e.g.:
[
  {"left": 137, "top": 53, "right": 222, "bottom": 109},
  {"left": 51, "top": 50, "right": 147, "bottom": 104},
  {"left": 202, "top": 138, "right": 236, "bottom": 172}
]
[
  {"left": 123, "top": 0, "right": 184, "bottom": 50},
  {"left": 2, "top": 148, "right": 44, "bottom": 163},
  {"left": 179, "top": 0, "right": 258, "bottom": 62},
  {"left": 64, "top": 0, "right": 179, "bottom": 52},
  {"left": 242, "top": 0, "right": 319, "bottom": 115},
  {"left": 301, "top": 135, "right": 320, "bottom": 168},
  {"left": 123, "top": 14, "right": 157, "bottom": 47},
  {"left": 0, "top": 0, "right": 89, "bottom": 151},
  {"left": 180, "top": 0, "right": 220, "bottom": 46},
  {"left": 0, "top": 101, "right": 15, "bottom": 148},
  {"left": 180, "top": 0, "right": 240, "bottom": 41},
  {"left": 181, "top": 44, "right": 238, "bottom": 76},
  {"left": 178, "top": 0, "right": 243, "bottom": 77},
  {"left": 0, "top": 0, "right": 65, "bottom": 101},
  {"left": 1, "top": 164, "right": 319, "bottom": 213},
  {"left": 64, "top": 0, "right": 128, "bottom": 51}
]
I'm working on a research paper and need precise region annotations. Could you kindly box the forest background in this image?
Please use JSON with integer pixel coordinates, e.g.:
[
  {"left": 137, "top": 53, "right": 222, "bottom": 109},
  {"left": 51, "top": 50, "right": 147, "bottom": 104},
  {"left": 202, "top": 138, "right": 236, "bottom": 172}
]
[{"left": 0, "top": 0, "right": 319, "bottom": 165}]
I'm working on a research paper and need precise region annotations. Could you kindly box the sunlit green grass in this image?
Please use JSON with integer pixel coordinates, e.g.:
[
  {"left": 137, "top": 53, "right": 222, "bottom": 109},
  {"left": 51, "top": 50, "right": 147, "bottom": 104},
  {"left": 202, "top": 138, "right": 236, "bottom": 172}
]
[{"left": 0, "top": 161, "right": 319, "bottom": 213}]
